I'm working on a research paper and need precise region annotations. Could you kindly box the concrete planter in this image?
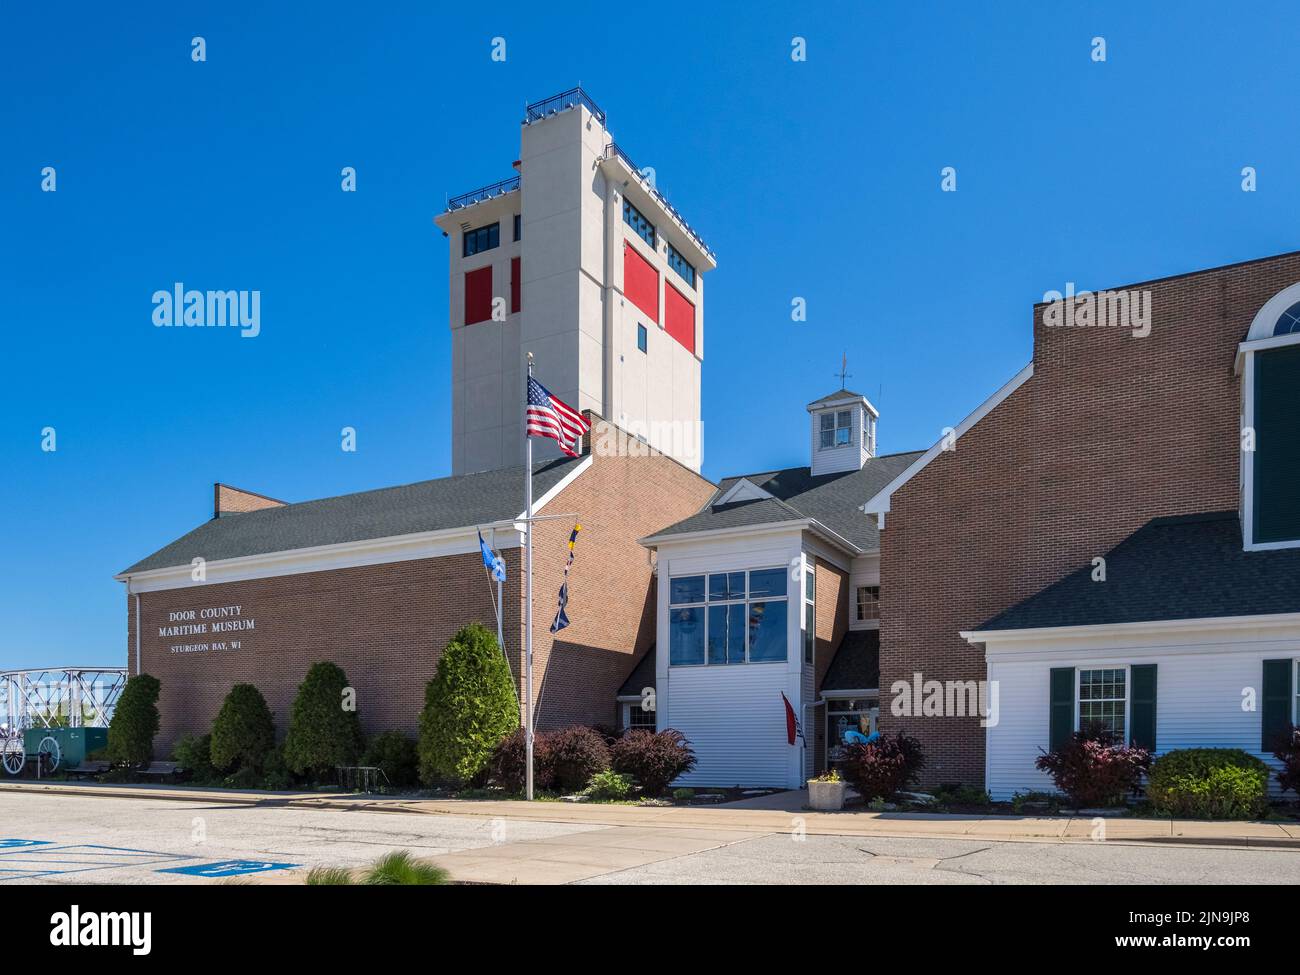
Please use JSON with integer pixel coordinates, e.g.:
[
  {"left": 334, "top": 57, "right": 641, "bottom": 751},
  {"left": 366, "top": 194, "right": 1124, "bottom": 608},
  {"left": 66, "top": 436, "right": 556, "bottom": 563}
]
[{"left": 807, "top": 779, "right": 846, "bottom": 811}]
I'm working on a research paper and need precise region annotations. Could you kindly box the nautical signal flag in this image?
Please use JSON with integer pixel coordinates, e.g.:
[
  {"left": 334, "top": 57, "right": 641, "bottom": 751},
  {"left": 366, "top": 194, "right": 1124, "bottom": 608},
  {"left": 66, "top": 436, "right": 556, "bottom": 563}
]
[
  {"left": 549, "top": 525, "right": 582, "bottom": 634},
  {"left": 478, "top": 531, "right": 506, "bottom": 582},
  {"left": 526, "top": 376, "right": 589, "bottom": 458},
  {"left": 782, "top": 692, "right": 804, "bottom": 745}
]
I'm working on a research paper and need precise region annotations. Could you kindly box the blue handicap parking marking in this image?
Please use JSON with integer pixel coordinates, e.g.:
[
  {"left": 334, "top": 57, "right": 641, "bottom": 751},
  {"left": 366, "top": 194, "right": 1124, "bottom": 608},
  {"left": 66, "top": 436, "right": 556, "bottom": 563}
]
[
  {"left": 158, "top": 859, "right": 298, "bottom": 878},
  {"left": 0, "top": 839, "right": 51, "bottom": 848}
]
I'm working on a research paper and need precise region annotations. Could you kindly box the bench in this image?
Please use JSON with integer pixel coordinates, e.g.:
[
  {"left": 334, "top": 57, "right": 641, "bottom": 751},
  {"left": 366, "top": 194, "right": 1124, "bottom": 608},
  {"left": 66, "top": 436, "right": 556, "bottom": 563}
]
[
  {"left": 64, "top": 760, "right": 112, "bottom": 780},
  {"left": 136, "top": 761, "right": 184, "bottom": 780}
]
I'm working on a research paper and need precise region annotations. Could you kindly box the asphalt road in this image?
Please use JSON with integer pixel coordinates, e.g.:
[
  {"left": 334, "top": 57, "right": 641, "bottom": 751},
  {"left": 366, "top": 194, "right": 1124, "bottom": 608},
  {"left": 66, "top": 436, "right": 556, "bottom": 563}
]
[{"left": 3, "top": 791, "right": 1300, "bottom": 885}]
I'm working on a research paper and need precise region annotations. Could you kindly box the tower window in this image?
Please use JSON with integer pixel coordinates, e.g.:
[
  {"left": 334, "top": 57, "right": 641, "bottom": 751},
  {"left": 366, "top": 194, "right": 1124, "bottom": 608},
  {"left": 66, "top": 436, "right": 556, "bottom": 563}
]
[
  {"left": 667, "top": 242, "right": 696, "bottom": 288},
  {"left": 819, "top": 410, "right": 851, "bottom": 448},
  {"left": 637, "top": 323, "right": 648, "bottom": 353},
  {"left": 463, "top": 222, "right": 500, "bottom": 257},
  {"left": 513, "top": 214, "right": 522, "bottom": 241},
  {"left": 623, "top": 200, "right": 656, "bottom": 247}
]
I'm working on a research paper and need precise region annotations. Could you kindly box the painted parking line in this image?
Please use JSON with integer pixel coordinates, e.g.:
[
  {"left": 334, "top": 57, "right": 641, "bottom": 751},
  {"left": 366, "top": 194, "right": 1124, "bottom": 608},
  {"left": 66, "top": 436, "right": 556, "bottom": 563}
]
[
  {"left": 157, "top": 859, "right": 299, "bottom": 878},
  {"left": 0, "top": 843, "right": 196, "bottom": 881},
  {"left": 0, "top": 839, "right": 51, "bottom": 848}
]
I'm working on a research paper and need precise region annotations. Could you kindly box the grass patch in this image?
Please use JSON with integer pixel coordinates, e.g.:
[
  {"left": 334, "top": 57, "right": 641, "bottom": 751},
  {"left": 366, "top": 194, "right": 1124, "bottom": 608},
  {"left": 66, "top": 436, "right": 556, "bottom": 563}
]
[
  {"left": 363, "top": 851, "right": 449, "bottom": 885},
  {"left": 305, "top": 866, "right": 356, "bottom": 885}
]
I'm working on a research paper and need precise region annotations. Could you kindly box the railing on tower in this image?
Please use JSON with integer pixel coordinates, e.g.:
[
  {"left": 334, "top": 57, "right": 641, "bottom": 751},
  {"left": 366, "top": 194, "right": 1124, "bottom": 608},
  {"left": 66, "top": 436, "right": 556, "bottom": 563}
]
[
  {"left": 524, "top": 87, "right": 606, "bottom": 125},
  {"left": 447, "top": 175, "right": 521, "bottom": 212},
  {"left": 604, "top": 142, "right": 715, "bottom": 260}
]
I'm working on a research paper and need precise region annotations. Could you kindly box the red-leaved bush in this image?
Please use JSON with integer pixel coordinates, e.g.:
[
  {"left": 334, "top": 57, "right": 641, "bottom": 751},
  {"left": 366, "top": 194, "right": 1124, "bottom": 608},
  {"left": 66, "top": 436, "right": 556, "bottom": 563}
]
[
  {"left": 1034, "top": 723, "right": 1151, "bottom": 808},
  {"left": 547, "top": 725, "right": 612, "bottom": 792},
  {"left": 610, "top": 729, "right": 697, "bottom": 796},
  {"left": 840, "top": 732, "right": 926, "bottom": 801},
  {"left": 486, "top": 727, "right": 555, "bottom": 794},
  {"left": 1273, "top": 725, "right": 1300, "bottom": 796}
]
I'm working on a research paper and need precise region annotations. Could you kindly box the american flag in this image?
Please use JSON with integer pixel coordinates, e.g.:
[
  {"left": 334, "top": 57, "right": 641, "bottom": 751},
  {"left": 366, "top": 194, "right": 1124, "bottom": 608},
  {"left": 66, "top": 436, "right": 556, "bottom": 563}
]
[{"left": 526, "top": 376, "right": 589, "bottom": 458}]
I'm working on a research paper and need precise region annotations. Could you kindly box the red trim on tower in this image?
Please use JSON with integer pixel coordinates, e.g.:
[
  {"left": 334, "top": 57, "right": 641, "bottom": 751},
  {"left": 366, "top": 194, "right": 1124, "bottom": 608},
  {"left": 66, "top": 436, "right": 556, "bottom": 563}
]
[
  {"left": 665, "top": 281, "right": 696, "bottom": 353},
  {"left": 511, "top": 257, "right": 521, "bottom": 314},
  {"left": 465, "top": 266, "right": 493, "bottom": 325},
  {"left": 624, "top": 242, "right": 659, "bottom": 323}
]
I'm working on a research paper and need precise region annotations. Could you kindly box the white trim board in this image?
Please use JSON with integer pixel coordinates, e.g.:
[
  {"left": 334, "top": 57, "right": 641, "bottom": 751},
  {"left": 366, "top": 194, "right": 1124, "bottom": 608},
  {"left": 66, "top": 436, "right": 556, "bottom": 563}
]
[{"left": 863, "top": 362, "right": 1033, "bottom": 522}]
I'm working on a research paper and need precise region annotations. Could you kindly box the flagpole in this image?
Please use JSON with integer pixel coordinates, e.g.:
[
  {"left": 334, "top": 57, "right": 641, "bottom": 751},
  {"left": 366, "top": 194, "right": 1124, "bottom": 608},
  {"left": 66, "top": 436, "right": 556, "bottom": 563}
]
[
  {"left": 491, "top": 526, "right": 503, "bottom": 654},
  {"left": 524, "top": 353, "right": 535, "bottom": 801}
]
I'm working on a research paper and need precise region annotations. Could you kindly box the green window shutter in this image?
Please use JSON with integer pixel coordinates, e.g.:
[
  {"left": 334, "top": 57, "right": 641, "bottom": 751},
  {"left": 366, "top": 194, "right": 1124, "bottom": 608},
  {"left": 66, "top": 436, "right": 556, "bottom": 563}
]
[
  {"left": 1049, "top": 667, "right": 1075, "bottom": 751},
  {"left": 1261, "top": 659, "right": 1294, "bottom": 751},
  {"left": 1130, "top": 664, "right": 1157, "bottom": 751},
  {"left": 1253, "top": 346, "right": 1300, "bottom": 544}
]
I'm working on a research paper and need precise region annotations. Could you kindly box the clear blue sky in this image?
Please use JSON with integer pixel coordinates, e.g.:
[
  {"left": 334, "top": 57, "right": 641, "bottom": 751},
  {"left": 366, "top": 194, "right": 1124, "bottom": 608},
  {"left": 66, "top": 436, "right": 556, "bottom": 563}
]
[{"left": 2, "top": 1, "right": 1297, "bottom": 670}]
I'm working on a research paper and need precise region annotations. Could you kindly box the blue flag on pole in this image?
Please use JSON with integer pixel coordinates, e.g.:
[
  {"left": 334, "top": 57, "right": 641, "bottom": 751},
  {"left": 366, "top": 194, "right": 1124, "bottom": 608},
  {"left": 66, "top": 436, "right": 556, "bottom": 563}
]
[{"left": 479, "top": 531, "right": 506, "bottom": 582}]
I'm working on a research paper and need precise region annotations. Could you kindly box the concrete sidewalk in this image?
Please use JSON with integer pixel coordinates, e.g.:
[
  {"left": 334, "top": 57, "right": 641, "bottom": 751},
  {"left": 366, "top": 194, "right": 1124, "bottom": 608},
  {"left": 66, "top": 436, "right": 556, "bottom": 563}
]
[{"left": 4, "top": 780, "right": 1299, "bottom": 850}]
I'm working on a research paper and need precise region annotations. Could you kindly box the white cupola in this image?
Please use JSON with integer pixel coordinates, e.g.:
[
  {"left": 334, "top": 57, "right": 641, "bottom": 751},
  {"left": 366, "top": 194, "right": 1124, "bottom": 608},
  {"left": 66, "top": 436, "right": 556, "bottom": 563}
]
[{"left": 806, "top": 389, "right": 879, "bottom": 477}]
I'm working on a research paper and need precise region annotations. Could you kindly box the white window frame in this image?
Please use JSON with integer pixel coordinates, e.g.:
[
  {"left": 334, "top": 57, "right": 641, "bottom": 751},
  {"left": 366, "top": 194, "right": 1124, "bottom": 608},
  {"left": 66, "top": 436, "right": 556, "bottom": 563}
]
[
  {"left": 667, "top": 567, "right": 790, "bottom": 667},
  {"left": 621, "top": 700, "right": 657, "bottom": 731},
  {"left": 802, "top": 566, "right": 816, "bottom": 665},
  {"left": 855, "top": 585, "right": 880, "bottom": 623},
  {"left": 1075, "top": 665, "right": 1130, "bottom": 739},
  {"left": 818, "top": 409, "right": 852, "bottom": 450}
]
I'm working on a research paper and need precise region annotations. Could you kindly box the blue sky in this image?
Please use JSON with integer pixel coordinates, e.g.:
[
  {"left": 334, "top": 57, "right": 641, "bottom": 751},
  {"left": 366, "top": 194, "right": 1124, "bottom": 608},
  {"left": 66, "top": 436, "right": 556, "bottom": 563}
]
[{"left": 2, "top": 1, "right": 1298, "bottom": 670}]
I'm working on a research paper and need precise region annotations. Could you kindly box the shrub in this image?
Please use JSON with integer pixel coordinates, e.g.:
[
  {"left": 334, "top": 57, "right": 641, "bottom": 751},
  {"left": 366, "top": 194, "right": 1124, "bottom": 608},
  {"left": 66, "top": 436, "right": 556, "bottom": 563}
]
[
  {"left": 487, "top": 728, "right": 555, "bottom": 793},
  {"left": 362, "top": 731, "right": 419, "bottom": 788},
  {"left": 261, "top": 745, "right": 293, "bottom": 790},
  {"left": 171, "top": 733, "right": 215, "bottom": 783},
  {"left": 1147, "top": 748, "right": 1270, "bottom": 819},
  {"left": 418, "top": 623, "right": 518, "bottom": 786},
  {"left": 363, "top": 850, "right": 449, "bottom": 886},
  {"left": 1034, "top": 724, "right": 1150, "bottom": 808},
  {"left": 933, "top": 783, "right": 990, "bottom": 807},
  {"left": 840, "top": 732, "right": 926, "bottom": 802},
  {"left": 586, "top": 769, "right": 633, "bottom": 801},
  {"left": 610, "top": 728, "right": 697, "bottom": 797},
  {"left": 282, "top": 662, "right": 363, "bottom": 780},
  {"left": 106, "top": 674, "right": 161, "bottom": 766},
  {"left": 210, "top": 684, "right": 276, "bottom": 774},
  {"left": 1273, "top": 725, "right": 1300, "bottom": 796},
  {"left": 672, "top": 788, "right": 695, "bottom": 801},
  {"left": 548, "top": 726, "right": 611, "bottom": 792}
]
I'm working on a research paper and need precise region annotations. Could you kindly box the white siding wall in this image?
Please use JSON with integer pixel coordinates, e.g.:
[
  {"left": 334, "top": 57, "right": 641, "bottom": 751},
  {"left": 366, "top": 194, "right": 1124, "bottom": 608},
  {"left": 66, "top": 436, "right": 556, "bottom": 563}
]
[
  {"left": 668, "top": 664, "right": 795, "bottom": 788},
  {"left": 984, "top": 622, "right": 1300, "bottom": 800}
]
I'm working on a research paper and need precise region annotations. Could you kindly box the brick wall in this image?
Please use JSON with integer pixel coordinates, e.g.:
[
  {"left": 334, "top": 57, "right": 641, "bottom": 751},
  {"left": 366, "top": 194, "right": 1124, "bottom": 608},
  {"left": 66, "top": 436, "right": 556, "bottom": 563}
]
[
  {"left": 810, "top": 558, "right": 848, "bottom": 771},
  {"left": 879, "top": 251, "right": 1300, "bottom": 787},
  {"left": 131, "top": 420, "right": 713, "bottom": 753},
  {"left": 214, "top": 483, "right": 285, "bottom": 516}
]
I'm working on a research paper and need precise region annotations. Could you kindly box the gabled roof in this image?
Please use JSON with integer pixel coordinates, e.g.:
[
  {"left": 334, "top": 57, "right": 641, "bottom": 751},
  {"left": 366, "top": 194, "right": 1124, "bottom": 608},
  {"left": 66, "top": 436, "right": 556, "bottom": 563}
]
[
  {"left": 973, "top": 511, "right": 1300, "bottom": 633},
  {"left": 645, "top": 451, "right": 923, "bottom": 553},
  {"left": 618, "top": 645, "right": 656, "bottom": 697},
  {"left": 120, "top": 456, "right": 586, "bottom": 574},
  {"left": 822, "top": 629, "right": 880, "bottom": 692},
  {"left": 807, "top": 389, "right": 869, "bottom": 408}
]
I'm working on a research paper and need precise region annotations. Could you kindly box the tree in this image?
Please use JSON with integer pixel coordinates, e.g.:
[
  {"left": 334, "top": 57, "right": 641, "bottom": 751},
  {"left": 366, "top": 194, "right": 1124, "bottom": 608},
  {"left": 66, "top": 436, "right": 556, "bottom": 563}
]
[
  {"left": 106, "top": 674, "right": 161, "bottom": 766},
  {"left": 282, "top": 662, "right": 363, "bottom": 779},
  {"left": 210, "top": 683, "right": 276, "bottom": 773},
  {"left": 419, "top": 623, "right": 518, "bottom": 786}
]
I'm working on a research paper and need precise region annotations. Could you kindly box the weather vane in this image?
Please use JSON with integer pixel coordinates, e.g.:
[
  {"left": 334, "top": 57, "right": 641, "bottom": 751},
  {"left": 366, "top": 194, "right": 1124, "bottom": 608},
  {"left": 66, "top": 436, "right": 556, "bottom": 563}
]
[{"left": 835, "top": 353, "right": 852, "bottom": 390}]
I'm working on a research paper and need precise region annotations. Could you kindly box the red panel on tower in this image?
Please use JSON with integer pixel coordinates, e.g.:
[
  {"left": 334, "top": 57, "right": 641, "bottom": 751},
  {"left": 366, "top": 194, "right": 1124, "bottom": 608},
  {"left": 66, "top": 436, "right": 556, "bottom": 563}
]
[
  {"left": 465, "top": 266, "right": 493, "bottom": 325},
  {"left": 624, "top": 242, "right": 659, "bottom": 323},
  {"left": 665, "top": 282, "right": 696, "bottom": 354},
  {"left": 511, "top": 257, "right": 521, "bottom": 314}
]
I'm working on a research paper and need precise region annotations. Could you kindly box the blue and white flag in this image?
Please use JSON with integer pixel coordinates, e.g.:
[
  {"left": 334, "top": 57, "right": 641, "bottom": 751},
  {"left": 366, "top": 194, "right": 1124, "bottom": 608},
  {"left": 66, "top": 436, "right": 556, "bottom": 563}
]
[{"left": 479, "top": 531, "right": 506, "bottom": 582}]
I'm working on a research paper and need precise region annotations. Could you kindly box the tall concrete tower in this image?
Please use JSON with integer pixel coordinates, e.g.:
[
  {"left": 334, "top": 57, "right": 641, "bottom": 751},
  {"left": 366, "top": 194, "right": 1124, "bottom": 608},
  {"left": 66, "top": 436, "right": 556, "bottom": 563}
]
[{"left": 434, "top": 88, "right": 716, "bottom": 474}]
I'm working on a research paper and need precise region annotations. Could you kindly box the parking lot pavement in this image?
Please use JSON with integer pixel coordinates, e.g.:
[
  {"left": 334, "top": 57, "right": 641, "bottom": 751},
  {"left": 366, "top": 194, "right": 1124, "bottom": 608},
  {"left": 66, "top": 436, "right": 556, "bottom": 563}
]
[{"left": 5, "top": 790, "right": 1300, "bottom": 885}]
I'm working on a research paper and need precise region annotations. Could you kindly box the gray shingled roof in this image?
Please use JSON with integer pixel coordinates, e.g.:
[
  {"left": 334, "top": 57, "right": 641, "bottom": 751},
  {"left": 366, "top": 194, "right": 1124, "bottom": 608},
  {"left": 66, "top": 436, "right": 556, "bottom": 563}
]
[
  {"left": 807, "top": 389, "right": 869, "bottom": 407},
  {"left": 120, "top": 457, "right": 585, "bottom": 574},
  {"left": 618, "top": 645, "right": 656, "bottom": 697},
  {"left": 822, "top": 629, "right": 880, "bottom": 692},
  {"left": 647, "top": 451, "right": 923, "bottom": 553},
  {"left": 977, "top": 511, "right": 1300, "bottom": 631}
]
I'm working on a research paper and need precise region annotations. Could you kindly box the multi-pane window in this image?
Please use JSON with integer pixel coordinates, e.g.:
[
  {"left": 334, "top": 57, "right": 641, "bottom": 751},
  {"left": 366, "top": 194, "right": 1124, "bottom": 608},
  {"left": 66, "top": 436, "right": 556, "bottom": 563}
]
[
  {"left": 463, "top": 222, "right": 500, "bottom": 257},
  {"left": 863, "top": 415, "right": 876, "bottom": 454},
  {"left": 1078, "top": 668, "right": 1127, "bottom": 739},
  {"left": 667, "top": 242, "right": 696, "bottom": 288},
  {"left": 623, "top": 199, "right": 656, "bottom": 247},
  {"left": 637, "top": 323, "right": 648, "bottom": 353},
  {"left": 513, "top": 214, "right": 522, "bottom": 241},
  {"left": 855, "top": 585, "right": 879, "bottom": 622},
  {"left": 625, "top": 703, "right": 656, "bottom": 730},
  {"left": 819, "top": 410, "right": 851, "bottom": 448},
  {"left": 802, "top": 565, "right": 816, "bottom": 664},
  {"left": 669, "top": 569, "right": 788, "bottom": 665}
]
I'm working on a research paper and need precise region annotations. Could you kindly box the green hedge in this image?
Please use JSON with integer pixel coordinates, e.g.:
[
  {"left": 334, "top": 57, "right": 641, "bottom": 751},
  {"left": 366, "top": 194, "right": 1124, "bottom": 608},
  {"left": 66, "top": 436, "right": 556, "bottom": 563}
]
[{"left": 1146, "top": 748, "right": 1270, "bottom": 820}]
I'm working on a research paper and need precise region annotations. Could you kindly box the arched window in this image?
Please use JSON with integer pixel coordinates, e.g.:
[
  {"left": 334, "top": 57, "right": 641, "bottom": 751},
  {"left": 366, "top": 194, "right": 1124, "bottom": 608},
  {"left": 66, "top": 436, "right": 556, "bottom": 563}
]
[{"left": 1275, "top": 301, "right": 1300, "bottom": 337}]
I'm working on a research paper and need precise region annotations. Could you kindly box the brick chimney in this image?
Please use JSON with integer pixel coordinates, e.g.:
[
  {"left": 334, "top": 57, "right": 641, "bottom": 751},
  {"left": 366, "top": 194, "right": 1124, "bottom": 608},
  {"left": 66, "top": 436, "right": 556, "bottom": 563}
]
[{"left": 213, "top": 483, "right": 287, "bottom": 519}]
